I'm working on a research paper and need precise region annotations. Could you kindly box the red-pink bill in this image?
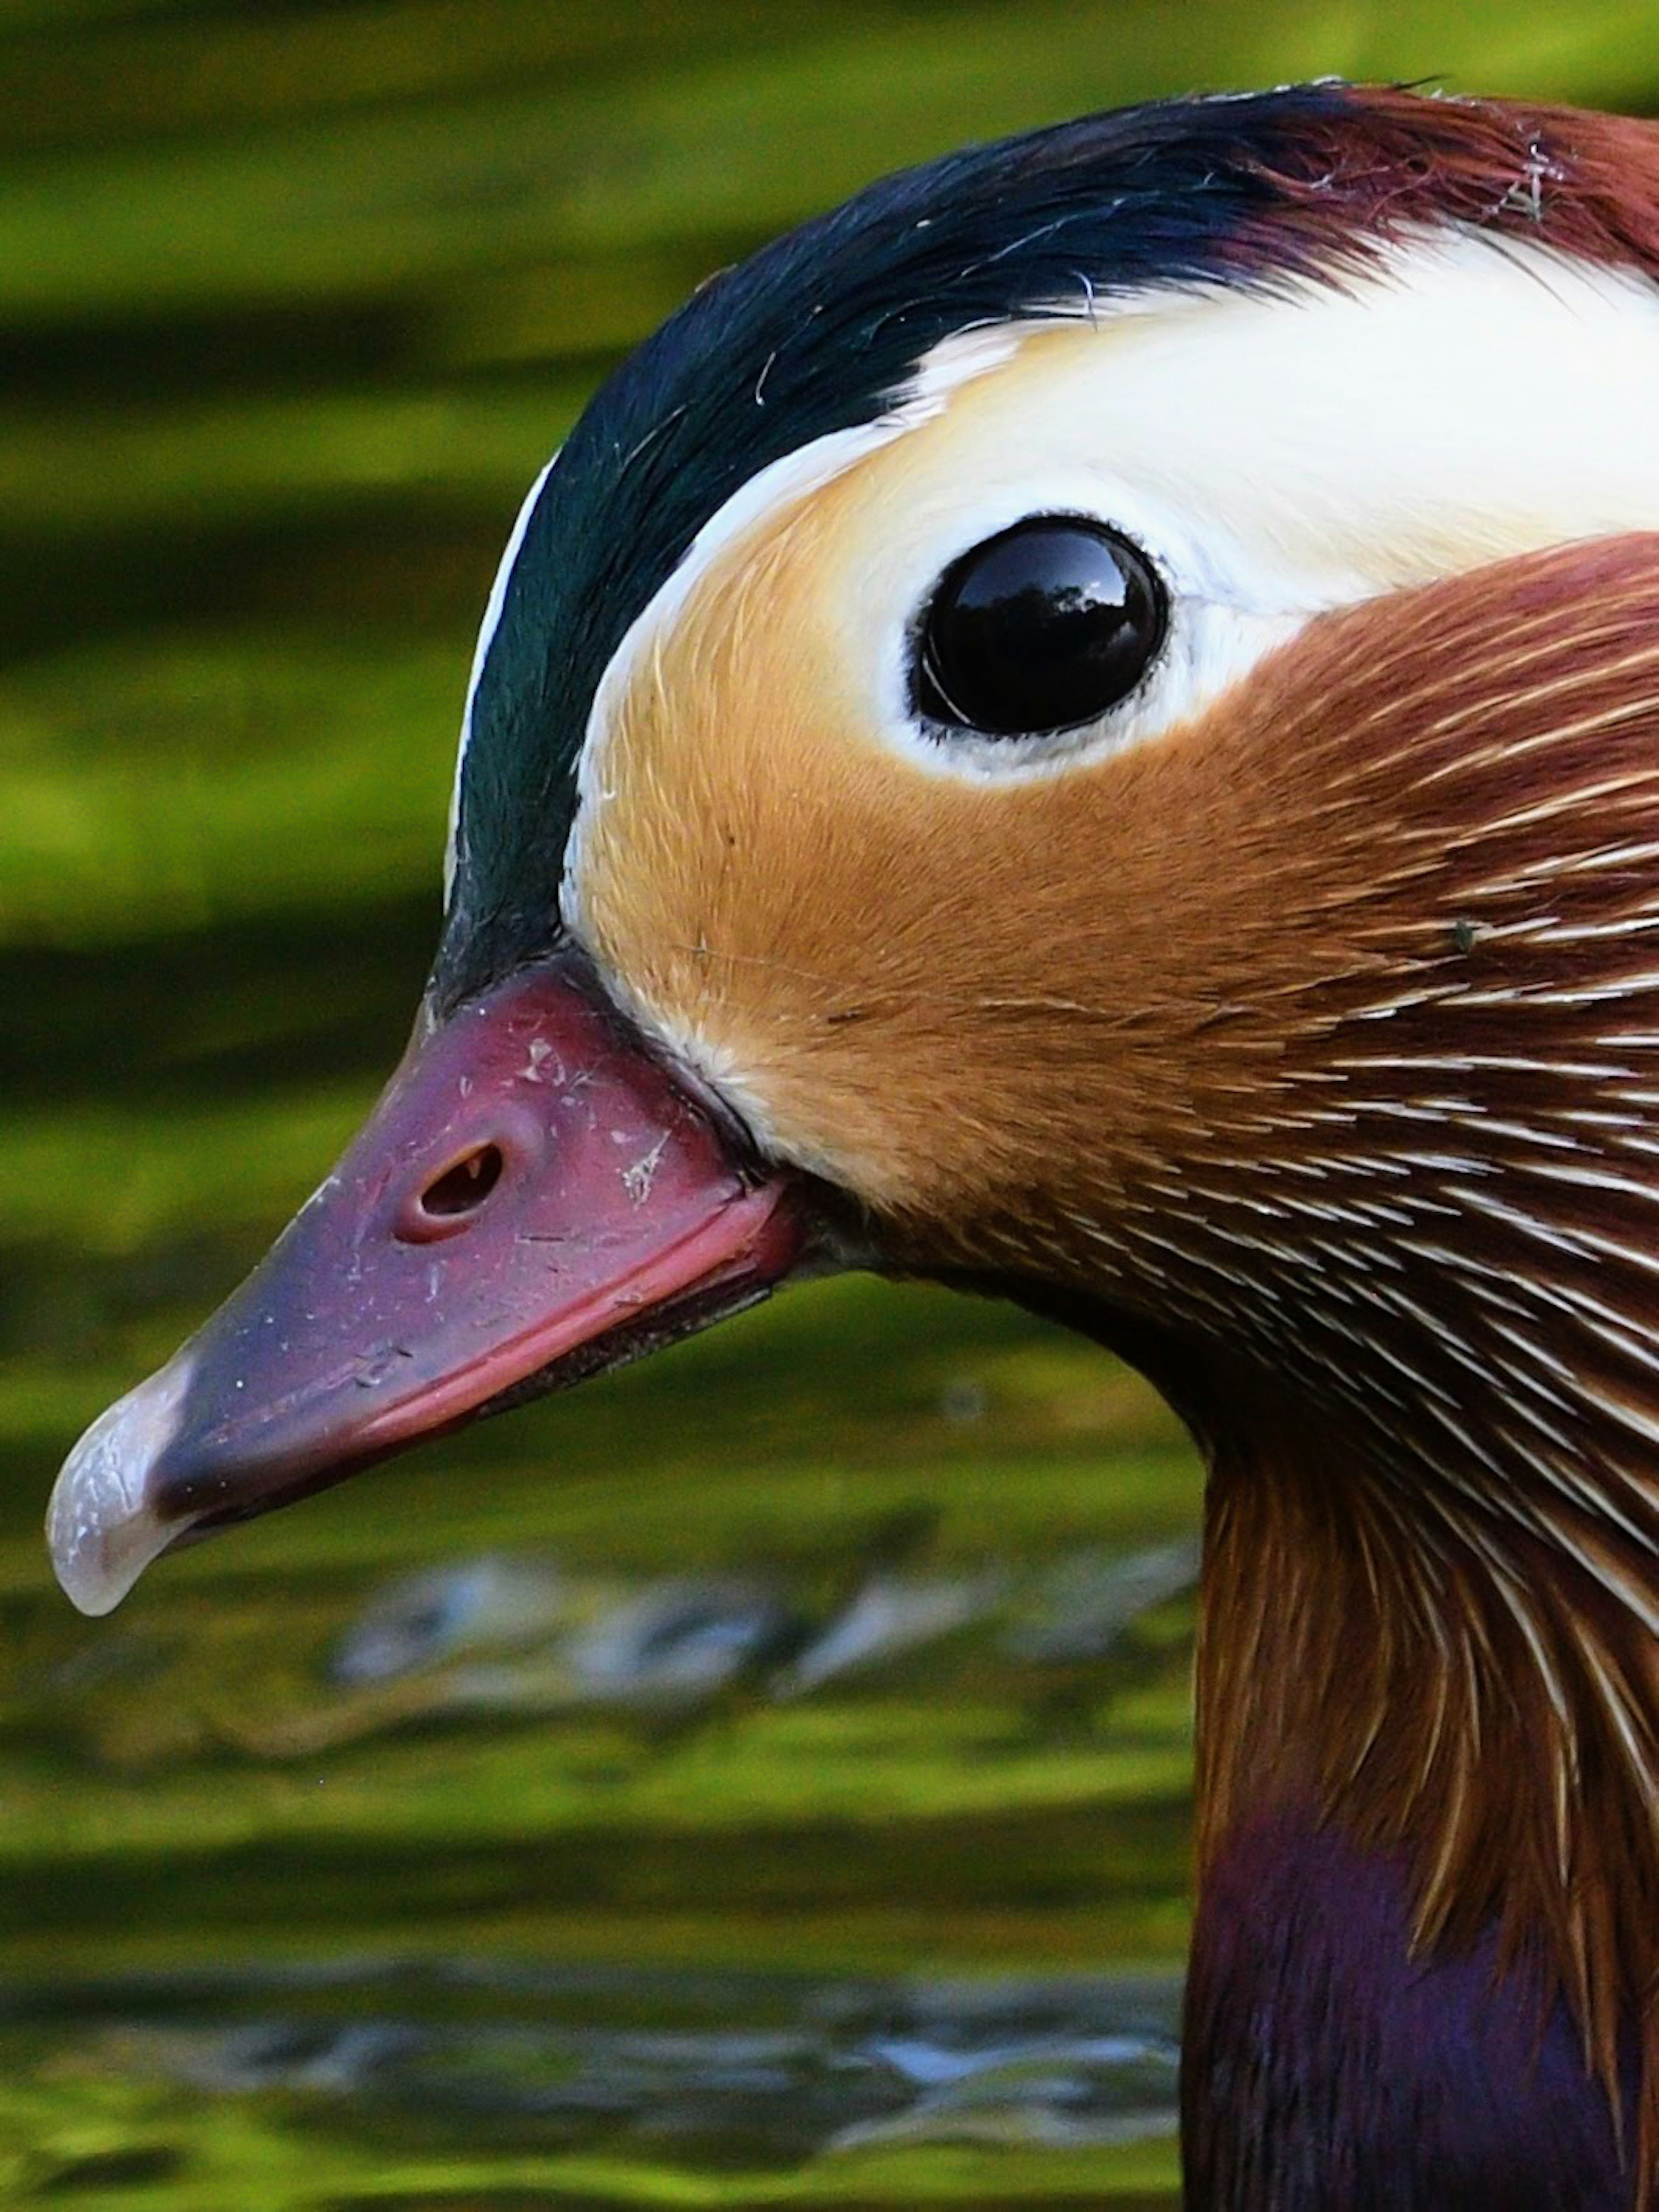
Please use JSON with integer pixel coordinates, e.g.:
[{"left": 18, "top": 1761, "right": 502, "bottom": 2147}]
[{"left": 48, "top": 957, "right": 806, "bottom": 1615}]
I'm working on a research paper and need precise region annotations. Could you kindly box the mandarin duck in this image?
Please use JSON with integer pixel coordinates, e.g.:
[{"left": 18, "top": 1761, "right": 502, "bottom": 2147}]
[{"left": 48, "top": 83, "right": 1659, "bottom": 2209}]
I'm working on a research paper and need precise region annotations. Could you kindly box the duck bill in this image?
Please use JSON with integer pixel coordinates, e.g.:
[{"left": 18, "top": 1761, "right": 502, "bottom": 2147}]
[{"left": 48, "top": 953, "right": 807, "bottom": 1617}]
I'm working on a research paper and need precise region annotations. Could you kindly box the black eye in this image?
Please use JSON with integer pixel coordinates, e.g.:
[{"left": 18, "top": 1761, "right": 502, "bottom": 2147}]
[{"left": 913, "top": 517, "right": 1166, "bottom": 739}]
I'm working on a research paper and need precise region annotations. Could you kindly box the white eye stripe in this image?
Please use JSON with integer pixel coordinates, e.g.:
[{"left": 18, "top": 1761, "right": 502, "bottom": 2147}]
[
  {"left": 552, "top": 227, "right": 1659, "bottom": 888},
  {"left": 835, "top": 233, "right": 1659, "bottom": 786},
  {"left": 891, "top": 233, "right": 1659, "bottom": 620}
]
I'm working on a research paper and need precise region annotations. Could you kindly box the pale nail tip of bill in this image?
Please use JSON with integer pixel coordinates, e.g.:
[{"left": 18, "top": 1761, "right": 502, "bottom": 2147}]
[{"left": 46, "top": 1354, "right": 195, "bottom": 1617}]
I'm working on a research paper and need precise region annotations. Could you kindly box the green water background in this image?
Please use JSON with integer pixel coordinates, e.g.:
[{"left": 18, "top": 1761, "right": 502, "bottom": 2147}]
[{"left": 1, "top": 6, "right": 1653, "bottom": 2204}]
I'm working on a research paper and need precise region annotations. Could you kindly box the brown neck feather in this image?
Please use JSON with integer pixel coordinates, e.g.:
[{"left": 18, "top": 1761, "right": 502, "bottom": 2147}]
[{"left": 1195, "top": 1383, "right": 1654, "bottom": 2170}]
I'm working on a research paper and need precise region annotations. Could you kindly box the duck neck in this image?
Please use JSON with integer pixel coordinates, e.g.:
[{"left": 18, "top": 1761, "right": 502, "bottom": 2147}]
[
  {"left": 1181, "top": 1403, "right": 1652, "bottom": 2211},
  {"left": 1183, "top": 1799, "right": 1642, "bottom": 2211}
]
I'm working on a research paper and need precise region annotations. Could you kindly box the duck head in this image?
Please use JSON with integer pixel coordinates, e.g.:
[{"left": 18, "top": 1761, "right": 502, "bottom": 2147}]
[{"left": 51, "top": 82, "right": 1659, "bottom": 2199}]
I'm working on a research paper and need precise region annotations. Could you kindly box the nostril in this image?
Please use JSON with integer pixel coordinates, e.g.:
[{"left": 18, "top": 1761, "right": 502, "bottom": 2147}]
[
  {"left": 393, "top": 1109, "right": 545, "bottom": 1247},
  {"left": 416, "top": 1143, "right": 504, "bottom": 1221}
]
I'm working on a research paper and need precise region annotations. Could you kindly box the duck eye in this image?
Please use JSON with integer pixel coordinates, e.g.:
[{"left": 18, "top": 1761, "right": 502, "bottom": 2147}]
[{"left": 913, "top": 518, "right": 1166, "bottom": 739}]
